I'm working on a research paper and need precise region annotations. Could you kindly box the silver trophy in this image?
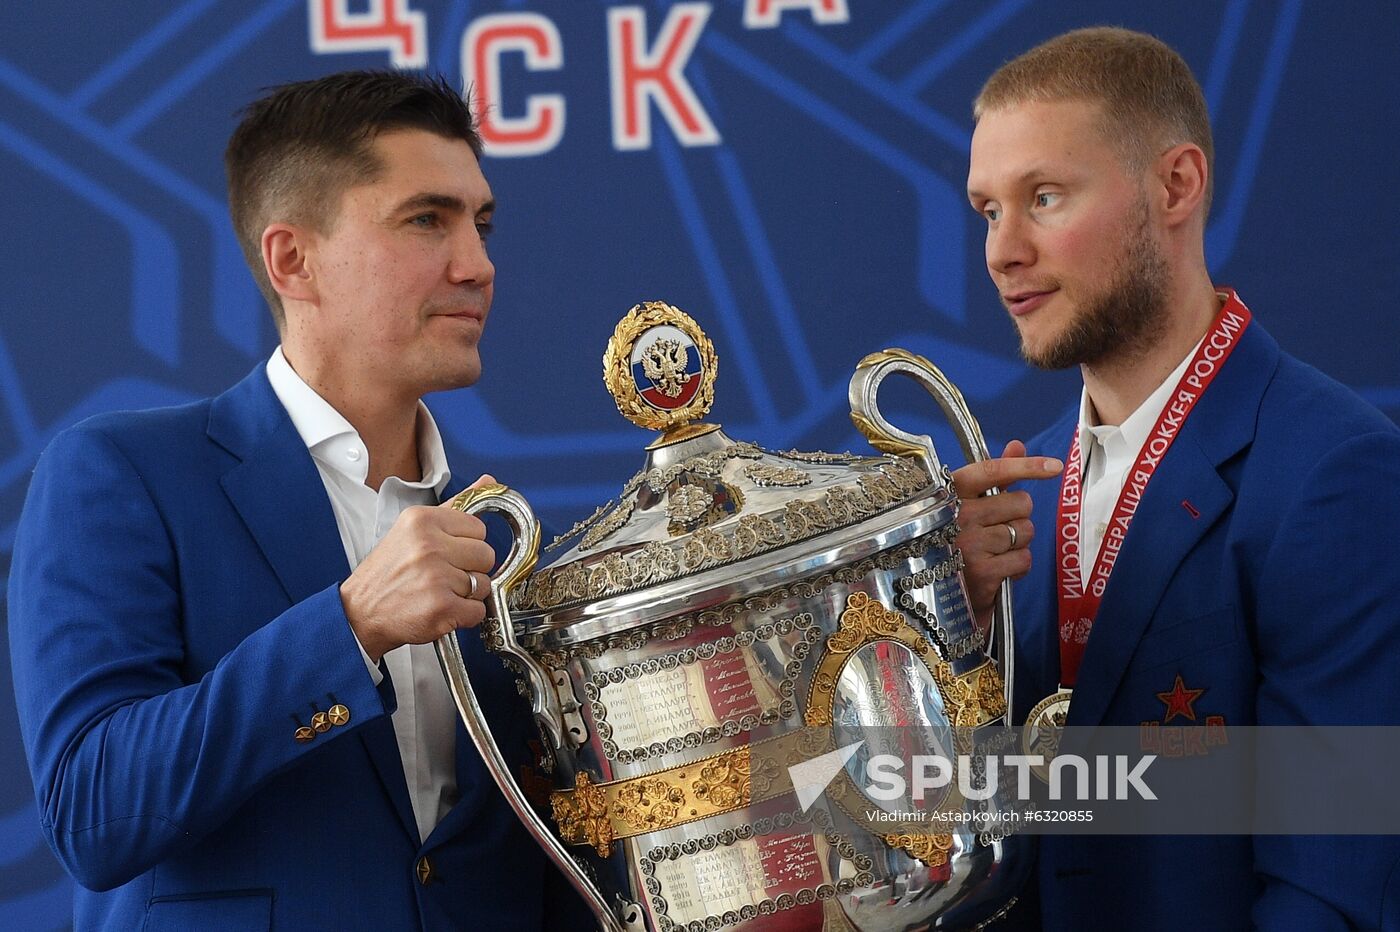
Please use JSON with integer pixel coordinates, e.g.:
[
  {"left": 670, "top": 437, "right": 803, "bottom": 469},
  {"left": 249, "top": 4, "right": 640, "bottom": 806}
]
[{"left": 436, "top": 302, "right": 1027, "bottom": 930}]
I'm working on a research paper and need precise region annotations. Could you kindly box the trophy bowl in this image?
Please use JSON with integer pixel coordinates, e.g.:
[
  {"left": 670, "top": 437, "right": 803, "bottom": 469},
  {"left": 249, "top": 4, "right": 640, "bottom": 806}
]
[{"left": 436, "top": 302, "right": 1029, "bottom": 930}]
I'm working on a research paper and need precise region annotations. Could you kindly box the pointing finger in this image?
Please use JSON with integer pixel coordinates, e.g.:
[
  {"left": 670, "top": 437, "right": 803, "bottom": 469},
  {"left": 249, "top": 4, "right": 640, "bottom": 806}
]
[{"left": 953, "top": 453, "right": 1062, "bottom": 498}]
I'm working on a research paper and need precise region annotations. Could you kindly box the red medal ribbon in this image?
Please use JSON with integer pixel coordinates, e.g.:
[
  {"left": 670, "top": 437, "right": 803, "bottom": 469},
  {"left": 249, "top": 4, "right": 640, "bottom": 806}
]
[{"left": 1054, "top": 289, "right": 1252, "bottom": 687}]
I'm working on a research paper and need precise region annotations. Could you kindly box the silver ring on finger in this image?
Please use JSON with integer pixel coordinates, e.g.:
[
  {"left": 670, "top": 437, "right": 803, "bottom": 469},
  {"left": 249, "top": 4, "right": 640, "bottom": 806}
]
[
  {"left": 1004, "top": 523, "right": 1018, "bottom": 552},
  {"left": 466, "top": 572, "right": 479, "bottom": 600}
]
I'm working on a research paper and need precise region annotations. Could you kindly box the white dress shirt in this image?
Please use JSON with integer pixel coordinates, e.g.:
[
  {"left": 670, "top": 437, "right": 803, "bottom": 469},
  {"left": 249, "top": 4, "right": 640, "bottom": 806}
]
[
  {"left": 1075, "top": 337, "right": 1203, "bottom": 586},
  {"left": 266, "top": 347, "right": 458, "bottom": 845}
]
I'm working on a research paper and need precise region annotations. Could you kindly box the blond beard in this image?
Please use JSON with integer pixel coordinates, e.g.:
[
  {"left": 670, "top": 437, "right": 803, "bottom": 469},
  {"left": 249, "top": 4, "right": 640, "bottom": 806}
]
[{"left": 1021, "top": 197, "right": 1169, "bottom": 371}]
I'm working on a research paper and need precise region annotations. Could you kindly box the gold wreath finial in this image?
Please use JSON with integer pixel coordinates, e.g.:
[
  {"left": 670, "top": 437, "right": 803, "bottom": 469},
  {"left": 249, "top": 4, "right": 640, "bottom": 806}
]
[{"left": 602, "top": 301, "right": 718, "bottom": 442}]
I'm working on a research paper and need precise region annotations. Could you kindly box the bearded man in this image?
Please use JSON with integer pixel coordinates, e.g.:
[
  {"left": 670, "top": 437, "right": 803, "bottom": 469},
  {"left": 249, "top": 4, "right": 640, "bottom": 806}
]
[{"left": 952, "top": 27, "right": 1400, "bottom": 931}]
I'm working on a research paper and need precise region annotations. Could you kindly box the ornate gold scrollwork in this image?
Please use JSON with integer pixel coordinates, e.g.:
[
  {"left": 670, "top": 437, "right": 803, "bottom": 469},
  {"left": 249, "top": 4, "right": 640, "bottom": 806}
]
[
  {"left": 688, "top": 745, "right": 782, "bottom": 810},
  {"left": 531, "top": 533, "right": 947, "bottom": 668},
  {"left": 513, "top": 456, "right": 935, "bottom": 612},
  {"left": 580, "top": 496, "right": 635, "bottom": 551},
  {"left": 882, "top": 832, "right": 955, "bottom": 868},
  {"left": 548, "top": 742, "right": 794, "bottom": 856},
  {"left": 613, "top": 778, "right": 685, "bottom": 834},
  {"left": 691, "top": 750, "right": 751, "bottom": 809},
  {"left": 743, "top": 462, "right": 812, "bottom": 487},
  {"left": 806, "top": 592, "right": 1007, "bottom": 732},
  {"left": 826, "top": 591, "right": 904, "bottom": 654},
  {"left": 666, "top": 484, "right": 712, "bottom": 527},
  {"left": 551, "top": 771, "right": 614, "bottom": 858}
]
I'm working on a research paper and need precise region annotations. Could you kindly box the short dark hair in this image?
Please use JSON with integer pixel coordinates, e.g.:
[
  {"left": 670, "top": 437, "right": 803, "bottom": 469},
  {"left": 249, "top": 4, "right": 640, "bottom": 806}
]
[
  {"left": 224, "top": 71, "right": 482, "bottom": 329},
  {"left": 975, "top": 27, "right": 1214, "bottom": 216}
]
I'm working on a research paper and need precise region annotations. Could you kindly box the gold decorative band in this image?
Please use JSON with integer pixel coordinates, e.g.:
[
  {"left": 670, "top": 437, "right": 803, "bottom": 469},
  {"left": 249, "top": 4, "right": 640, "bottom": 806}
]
[
  {"left": 883, "top": 831, "right": 955, "bottom": 867},
  {"left": 550, "top": 742, "right": 790, "bottom": 857},
  {"left": 549, "top": 730, "right": 963, "bottom": 869}
]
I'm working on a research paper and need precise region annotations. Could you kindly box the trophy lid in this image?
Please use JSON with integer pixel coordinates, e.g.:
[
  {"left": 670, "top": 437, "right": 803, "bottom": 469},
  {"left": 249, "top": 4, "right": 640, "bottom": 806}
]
[{"left": 509, "top": 301, "right": 952, "bottom": 630}]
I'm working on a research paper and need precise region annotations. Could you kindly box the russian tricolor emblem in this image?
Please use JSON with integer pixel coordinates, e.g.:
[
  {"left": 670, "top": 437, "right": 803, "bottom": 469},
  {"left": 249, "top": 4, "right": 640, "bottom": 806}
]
[{"left": 630, "top": 325, "right": 702, "bottom": 411}]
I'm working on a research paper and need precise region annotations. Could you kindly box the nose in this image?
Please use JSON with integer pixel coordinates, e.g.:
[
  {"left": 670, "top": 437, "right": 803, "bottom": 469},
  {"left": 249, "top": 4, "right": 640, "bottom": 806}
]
[
  {"left": 449, "top": 226, "right": 495, "bottom": 288},
  {"left": 985, "top": 211, "right": 1035, "bottom": 277}
]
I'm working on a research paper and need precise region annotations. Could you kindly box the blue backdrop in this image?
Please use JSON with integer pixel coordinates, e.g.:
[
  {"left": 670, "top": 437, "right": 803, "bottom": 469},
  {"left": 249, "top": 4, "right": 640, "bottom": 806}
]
[{"left": 2, "top": 2, "right": 1397, "bottom": 926}]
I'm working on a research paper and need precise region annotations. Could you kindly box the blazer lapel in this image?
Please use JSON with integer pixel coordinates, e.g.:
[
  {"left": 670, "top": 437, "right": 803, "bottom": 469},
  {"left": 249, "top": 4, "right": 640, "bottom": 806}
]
[
  {"left": 356, "top": 715, "right": 422, "bottom": 847},
  {"left": 423, "top": 670, "right": 486, "bottom": 850},
  {"left": 427, "top": 626, "right": 544, "bottom": 852},
  {"left": 208, "top": 365, "right": 421, "bottom": 846},
  {"left": 1066, "top": 322, "right": 1279, "bottom": 728},
  {"left": 219, "top": 417, "right": 347, "bottom": 606},
  {"left": 1064, "top": 442, "right": 1233, "bottom": 727}
]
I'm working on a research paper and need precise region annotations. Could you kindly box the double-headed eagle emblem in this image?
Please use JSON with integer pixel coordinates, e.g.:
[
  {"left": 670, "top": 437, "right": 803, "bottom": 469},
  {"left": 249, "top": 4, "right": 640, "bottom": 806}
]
[
  {"left": 641, "top": 338, "right": 691, "bottom": 398},
  {"left": 603, "top": 301, "right": 716, "bottom": 433}
]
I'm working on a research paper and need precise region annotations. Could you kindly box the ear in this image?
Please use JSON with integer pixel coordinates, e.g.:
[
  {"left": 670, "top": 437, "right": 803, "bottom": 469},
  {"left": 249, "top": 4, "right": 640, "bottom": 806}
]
[
  {"left": 1155, "top": 142, "right": 1209, "bottom": 229},
  {"left": 261, "top": 223, "right": 317, "bottom": 305}
]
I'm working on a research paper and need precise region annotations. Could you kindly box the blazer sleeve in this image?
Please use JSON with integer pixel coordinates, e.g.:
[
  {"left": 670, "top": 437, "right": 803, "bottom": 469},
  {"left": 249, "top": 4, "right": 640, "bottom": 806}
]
[
  {"left": 7, "top": 424, "right": 391, "bottom": 892},
  {"left": 1250, "top": 429, "right": 1400, "bottom": 930}
]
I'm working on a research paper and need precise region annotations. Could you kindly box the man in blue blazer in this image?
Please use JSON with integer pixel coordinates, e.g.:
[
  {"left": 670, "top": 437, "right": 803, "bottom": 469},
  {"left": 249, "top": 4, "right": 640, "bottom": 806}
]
[
  {"left": 953, "top": 28, "right": 1400, "bottom": 930},
  {"left": 9, "top": 72, "right": 583, "bottom": 929}
]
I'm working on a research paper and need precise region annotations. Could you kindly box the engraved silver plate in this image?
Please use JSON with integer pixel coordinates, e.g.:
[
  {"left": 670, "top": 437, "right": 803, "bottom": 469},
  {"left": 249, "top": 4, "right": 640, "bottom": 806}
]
[
  {"left": 639, "top": 808, "right": 872, "bottom": 932},
  {"left": 587, "top": 614, "right": 820, "bottom": 763}
]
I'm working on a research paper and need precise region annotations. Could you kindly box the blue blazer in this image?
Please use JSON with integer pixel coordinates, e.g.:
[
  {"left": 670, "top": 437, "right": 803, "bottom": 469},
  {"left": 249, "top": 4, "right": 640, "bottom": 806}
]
[
  {"left": 1011, "top": 320, "right": 1400, "bottom": 930},
  {"left": 8, "top": 366, "right": 583, "bottom": 930}
]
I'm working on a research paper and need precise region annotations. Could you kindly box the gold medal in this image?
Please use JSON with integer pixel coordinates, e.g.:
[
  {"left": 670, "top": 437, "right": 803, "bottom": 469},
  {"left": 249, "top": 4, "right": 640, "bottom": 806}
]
[{"left": 1023, "top": 689, "right": 1072, "bottom": 782}]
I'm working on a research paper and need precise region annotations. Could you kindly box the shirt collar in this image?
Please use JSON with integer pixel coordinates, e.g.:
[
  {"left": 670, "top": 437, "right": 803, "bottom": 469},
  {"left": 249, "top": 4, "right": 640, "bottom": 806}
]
[
  {"left": 265, "top": 347, "right": 451, "bottom": 495},
  {"left": 1076, "top": 333, "right": 1204, "bottom": 470}
]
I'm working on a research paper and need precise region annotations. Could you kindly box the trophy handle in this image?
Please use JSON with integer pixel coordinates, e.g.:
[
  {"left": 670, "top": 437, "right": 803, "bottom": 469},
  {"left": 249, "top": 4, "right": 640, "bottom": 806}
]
[
  {"left": 435, "top": 484, "right": 624, "bottom": 932},
  {"left": 847, "top": 348, "right": 1015, "bottom": 717},
  {"left": 443, "top": 483, "right": 564, "bottom": 748}
]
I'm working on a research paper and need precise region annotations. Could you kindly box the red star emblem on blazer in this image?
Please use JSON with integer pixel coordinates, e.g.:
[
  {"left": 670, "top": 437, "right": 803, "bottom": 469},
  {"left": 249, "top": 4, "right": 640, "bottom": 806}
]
[{"left": 1156, "top": 675, "right": 1205, "bottom": 723}]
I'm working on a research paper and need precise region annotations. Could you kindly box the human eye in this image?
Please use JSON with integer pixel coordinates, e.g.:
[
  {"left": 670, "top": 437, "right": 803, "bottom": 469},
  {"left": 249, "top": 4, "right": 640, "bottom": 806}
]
[
  {"left": 1033, "top": 190, "right": 1061, "bottom": 208},
  {"left": 408, "top": 212, "right": 440, "bottom": 229},
  {"left": 475, "top": 218, "right": 494, "bottom": 241},
  {"left": 971, "top": 197, "right": 1000, "bottom": 222}
]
